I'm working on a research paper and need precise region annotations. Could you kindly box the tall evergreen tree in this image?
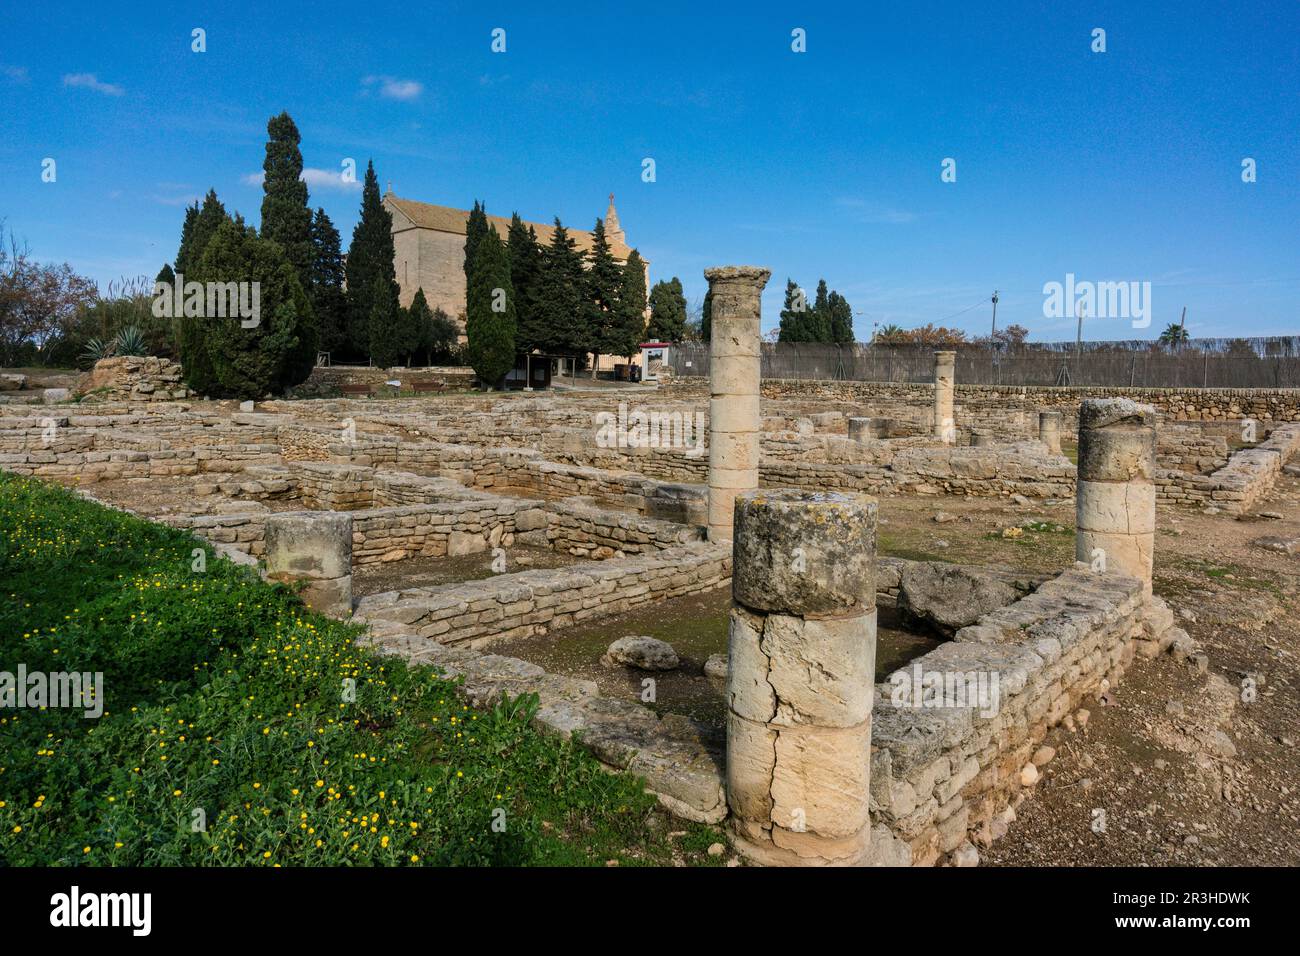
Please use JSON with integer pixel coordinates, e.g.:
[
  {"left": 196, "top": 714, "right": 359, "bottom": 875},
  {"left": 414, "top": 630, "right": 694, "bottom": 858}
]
[
  {"left": 407, "top": 289, "right": 434, "bottom": 365},
  {"left": 606, "top": 249, "right": 647, "bottom": 359},
  {"left": 647, "top": 277, "right": 688, "bottom": 343},
  {"left": 176, "top": 190, "right": 228, "bottom": 276},
  {"left": 777, "top": 279, "right": 810, "bottom": 342},
  {"left": 189, "top": 217, "right": 312, "bottom": 399},
  {"left": 259, "top": 112, "right": 313, "bottom": 286},
  {"left": 176, "top": 192, "right": 234, "bottom": 395},
  {"left": 344, "top": 161, "right": 397, "bottom": 361},
  {"left": 156, "top": 263, "right": 175, "bottom": 286},
  {"left": 367, "top": 276, "right": 411, "bottom": 367},
  {"left": 465, "top": 224, "right": 516, "bottom": 388},
  {"left": 828, "top": 290, "right": 854, "bottom": 344},
  {"left": 309, "top": 208, "right": 347, "bottom": 355},
  {"left": 464, "top": 200, "right": 488, "bottom": 287},
  {"left": 810, "top": 279, "right": 832, "bottom": 343},
  {"left": 506, "top": 214, "right": 544, "bottom": 353},
  {"left": 700, "top": 289, "right": 713, "bottom": 343},
  {"left": 535, "top": 219, "right": 587, "bottom": 359},
  {"left": 586, "top": 218, "right": 622, "bottom": 374}
]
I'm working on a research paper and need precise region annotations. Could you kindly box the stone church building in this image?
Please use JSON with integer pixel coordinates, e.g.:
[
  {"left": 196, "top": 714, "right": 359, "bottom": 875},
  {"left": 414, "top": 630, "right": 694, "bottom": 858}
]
[{"left": 384, "top": 192, "right": 647, "bottom": 344}]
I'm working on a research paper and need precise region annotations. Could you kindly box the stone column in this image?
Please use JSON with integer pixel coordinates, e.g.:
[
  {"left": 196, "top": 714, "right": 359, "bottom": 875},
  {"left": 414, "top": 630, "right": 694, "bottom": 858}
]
[
  {"left": 1038, "top": 410, "right": 1062, "bottom": 454},
  {"left": 726, "top": 489, "right": 878, "bottom": 866},
  {"left": 932, "top": 351, "right": 956, "bottom": 443},
  {"left": 706, "top": 266, "right": 770, "bottom": 543},
  {"left": 265, "top": 512, "right": 354, "bottom": 617},
  {"left": 848, "top": 417, "right": 876, "bottom": 444},
  {"left": 1076, "top": 399, "right": 1156, "bottom": 594}
]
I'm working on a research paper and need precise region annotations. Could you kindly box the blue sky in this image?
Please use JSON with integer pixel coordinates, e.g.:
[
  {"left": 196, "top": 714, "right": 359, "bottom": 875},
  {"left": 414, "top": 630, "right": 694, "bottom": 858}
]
[{"left": 2, "top": 0, "right": 1297, "bottom": 341}]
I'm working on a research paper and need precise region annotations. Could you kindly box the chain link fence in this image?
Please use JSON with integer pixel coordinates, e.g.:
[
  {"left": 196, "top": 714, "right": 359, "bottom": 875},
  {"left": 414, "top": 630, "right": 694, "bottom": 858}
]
[{"left": 668, "top": 338, "right": 1300, "bottom": 389}]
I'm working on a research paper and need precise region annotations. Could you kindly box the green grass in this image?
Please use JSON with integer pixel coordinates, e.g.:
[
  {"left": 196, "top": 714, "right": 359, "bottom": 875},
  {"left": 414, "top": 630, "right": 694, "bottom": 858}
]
[{"left": 0, "top": 472, "right": 722, "bottom": 866}]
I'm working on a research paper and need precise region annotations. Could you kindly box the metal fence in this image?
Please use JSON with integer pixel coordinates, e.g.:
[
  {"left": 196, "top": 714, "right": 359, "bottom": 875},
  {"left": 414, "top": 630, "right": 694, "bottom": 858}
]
[{"left": 668, "top": 338, "right": 1300, "bottom": 389}]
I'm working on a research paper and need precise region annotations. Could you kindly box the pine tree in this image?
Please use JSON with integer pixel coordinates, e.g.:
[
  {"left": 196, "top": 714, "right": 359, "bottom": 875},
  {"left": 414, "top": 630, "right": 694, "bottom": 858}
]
[
  {"left": 586, "top": 218, "right": 622, "bottom": 374},
  {"left": 344, "top": 161, "right": 397, "bottom": 361},
  {"left": 828, "top": 290, "right": 854, "bottom": 344},
  {"left": 259, "top": 112, "right": 313, "bottom": 286},
  {"left": 309, "top": 208, "right": 347, "bottom": 355},
  {"left": 465, "top": 224, "right": 516, "bottom": 388},
  {"left": 156, "top": 263, "right": 175, "bottom": 286},
  {"left": 189, "top": 217, "right": 311, "bottom": 399},
  {"left": 606, "top": 249, "right": 647, "bottom": 359},
  {"left": 464, "top": 201, "right": 488, "bottom": 287},
  {"left": 647, "top": 277, "right": 687, "bottom": 343},
  {"left": 535, "top": 219, "right": 587, "bottom": 358},
  {"left": 175, "top": 204, "right": 198, "bottom": 273},
  {"left": 506, "top": 214, "right": 543, "bottom": 353}
]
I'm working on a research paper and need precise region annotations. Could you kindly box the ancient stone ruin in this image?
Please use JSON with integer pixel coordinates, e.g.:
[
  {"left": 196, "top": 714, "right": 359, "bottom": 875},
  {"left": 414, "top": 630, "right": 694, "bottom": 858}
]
[{"left": 5, "top": 265, "right": 1297, "bottom": 866}]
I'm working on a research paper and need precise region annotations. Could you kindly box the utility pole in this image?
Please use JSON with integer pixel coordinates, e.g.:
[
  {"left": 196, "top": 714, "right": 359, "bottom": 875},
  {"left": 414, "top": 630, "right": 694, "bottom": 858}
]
[
  {"left": 1178, "top": 305, "right": 1187, "bottom": 352},
  {"left": 990, "top": 290, "right": 999, "bottom": 344}
]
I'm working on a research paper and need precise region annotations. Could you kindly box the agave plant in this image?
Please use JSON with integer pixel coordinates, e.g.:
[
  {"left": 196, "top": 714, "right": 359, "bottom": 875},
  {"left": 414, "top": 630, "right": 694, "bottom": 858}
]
[
  {"left": 113, "top": 325, "right": 148, "bottom": 357},
  {"left": 80, "top": 336, "right": 114, "bottom": 367}
]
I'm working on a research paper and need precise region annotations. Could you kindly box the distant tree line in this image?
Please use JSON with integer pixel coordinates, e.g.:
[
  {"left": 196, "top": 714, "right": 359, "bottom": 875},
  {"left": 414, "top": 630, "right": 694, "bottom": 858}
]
[{"left": 774, "top": 278, "right": 854, "bottom": 344}]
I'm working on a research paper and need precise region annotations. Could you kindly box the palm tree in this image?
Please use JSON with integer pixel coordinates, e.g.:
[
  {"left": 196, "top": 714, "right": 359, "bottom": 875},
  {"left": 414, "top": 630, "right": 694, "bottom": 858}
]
[
  {"left": 875, "top": 323, "right": 906, "bottom": 344},
  {"left": 1158, "top": 322, "right": 1190, "bottom": 349}
]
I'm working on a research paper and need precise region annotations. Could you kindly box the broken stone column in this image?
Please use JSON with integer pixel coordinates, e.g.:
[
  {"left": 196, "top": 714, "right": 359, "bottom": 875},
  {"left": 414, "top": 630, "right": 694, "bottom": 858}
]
[
  {"left": 1038, "top": 410, "right": 1062, "bottom": 454},
  {"left": 932, "top": 350, "right": 956, "bottom": 443},
  {"left": 847, "top": 417, "right": 875, "bottom": 444},
  {"left": 726, "top": 489, "right": 877, "bottom": 866},
  {"left": 1076, "top": 399, "right": 1156, "bottom": 594},
  {"left": 706, "top": 265, "right": 771, "bottom": 543},
  {"left": 265, "top": 511, "right": 354, "bottom": 617}
]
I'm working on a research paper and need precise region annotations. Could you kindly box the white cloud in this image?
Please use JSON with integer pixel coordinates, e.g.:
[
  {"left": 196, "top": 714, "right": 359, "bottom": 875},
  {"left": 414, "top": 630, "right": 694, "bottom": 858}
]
[
  {"left": 3, "top": 65, "right": 29, "bottom": 83},
  {"left": 63, "top": 72, "right": 125, "bottom": 96},
  {"left": 361, "top": 75, "right": 423, "bottom": 101},
  {"left": 242, "top": 168, "right": 361, "bottom": 191}
]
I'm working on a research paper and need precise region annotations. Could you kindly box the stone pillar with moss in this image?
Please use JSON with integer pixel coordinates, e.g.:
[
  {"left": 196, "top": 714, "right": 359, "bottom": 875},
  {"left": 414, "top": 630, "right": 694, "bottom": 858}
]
[{"left": 265, "top": 511, "right": 354, "bottom": 617}]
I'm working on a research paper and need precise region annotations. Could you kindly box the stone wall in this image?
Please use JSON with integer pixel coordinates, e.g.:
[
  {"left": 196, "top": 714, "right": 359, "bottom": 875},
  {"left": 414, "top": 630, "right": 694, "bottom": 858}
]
[
  {"left": 285, "top": 364, "right": 474, "bottom": 399},
  {"left": 870, "top": 567, "right": 1179, "bottom": 866},
  {"left": 75, "top": 356, "right": 190, "bottom": 402},
  {"left": 1155, "top": 424, "right": 1300, "bottom": 512},
  {"left": 540, "top": 500, "right": 707, "bottom": 556},
  {"left": 354, "top": 543, "right": 730, "bottom": 648}
]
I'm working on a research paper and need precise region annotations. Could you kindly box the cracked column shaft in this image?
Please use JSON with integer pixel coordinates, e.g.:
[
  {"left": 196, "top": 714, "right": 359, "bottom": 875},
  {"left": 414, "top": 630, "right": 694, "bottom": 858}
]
[
  {"left": 1075, "top": 398, "right": 1156, "bottom": 594},
  {"left": 706, "top": 265, "right": 770, "bottom": 544},
  {"left": 725, "top": 489, "right": 878, "bottom": 865}
]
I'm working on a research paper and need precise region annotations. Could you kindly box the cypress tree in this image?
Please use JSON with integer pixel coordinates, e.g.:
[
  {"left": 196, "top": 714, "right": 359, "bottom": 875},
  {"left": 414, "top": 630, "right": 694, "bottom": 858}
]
[
  {"left": 259, "top": 112, "right": 313, "bottom": 286},
  {"left": 507, "top": 214, "right": 543, "bottom": 353},
  {"left": 464, "top": 200, "right": 488, "bottom": 287},
  {"left": 156, "top": 263, "right": 175, "bottom": 286},
  {"left": 828, "top": 290, "right": 854, "bottom": 344},
  {"left": 777, "top": 279, "right": 809, "bottom": 343},
  {"left": 367, "top": 276, "right": 409, "bottom": 367},
  {"left": 309, "top": 208, "right": 348, "bottom": 355},
  {"left": 177, "top": 190, "right": 227, "bottom": 276},
  {"left": 190, "top": 217, "right": 309, "bottom": 399},
  {"left": 535, "top": 219, "right": 586, "bottom": 358},
  {"left": 344, "top": 161, "right": 397, "bottom": 361},
  {"left": 606, "top": 249, "right": 647, "bottom": 359},
  {"left": 465, "top": 224, "right": 516, "bottom": 388},
  {"left": 700, "top": 289, "right": 713, "bottom": 343},
  {"left": 407, "top": 289, "right": 433, "bottom": 365},
  {"left": 647, "top": 277, "right": 687, "bottom": 343},
  {"left": 175, "top": 203, "right": 198, "bottom": 274},
  {"left": 176, "top": 191, "right": 233, "bottom": 395},
  {"left": 586, "top": 218, "right": 622, "bottom": 374},
  {"left": 811, "top": 279, "right": 832, "bottom": 343}
]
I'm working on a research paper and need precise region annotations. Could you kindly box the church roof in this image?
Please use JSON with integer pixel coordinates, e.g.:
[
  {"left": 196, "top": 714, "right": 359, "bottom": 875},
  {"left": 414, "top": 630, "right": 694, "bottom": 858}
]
[{"left": 385, "top": 193, "right": 637, "bottom": 262}]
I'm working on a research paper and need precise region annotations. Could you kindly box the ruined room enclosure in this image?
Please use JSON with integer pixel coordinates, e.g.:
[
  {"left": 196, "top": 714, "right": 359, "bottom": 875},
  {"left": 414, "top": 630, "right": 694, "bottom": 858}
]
[{"left": 1, "top": 377, "right": 1296, "bottom": 865}]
